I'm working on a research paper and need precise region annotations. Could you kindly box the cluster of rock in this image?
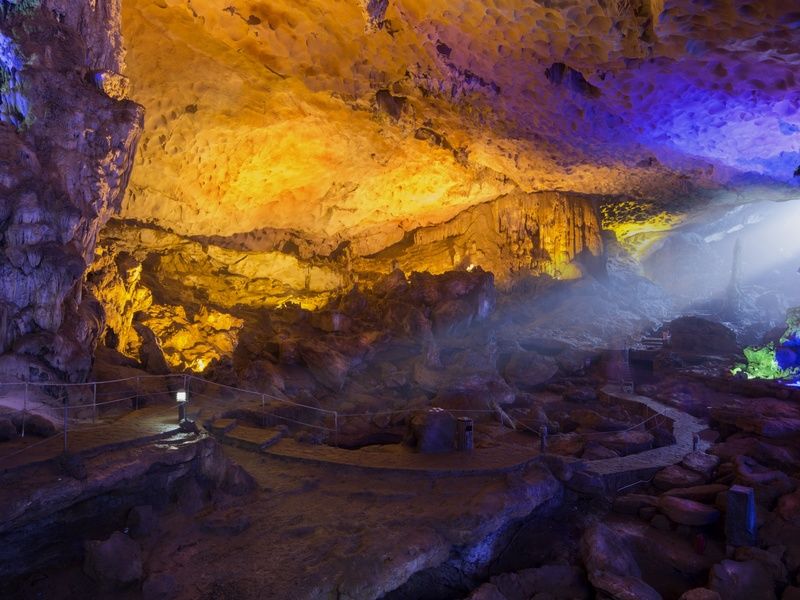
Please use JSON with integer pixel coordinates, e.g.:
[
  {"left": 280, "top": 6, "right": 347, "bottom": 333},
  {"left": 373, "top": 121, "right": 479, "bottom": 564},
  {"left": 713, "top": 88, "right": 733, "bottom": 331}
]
[{"left": 601, "top": 378, "right": 800, "bottom": 599}]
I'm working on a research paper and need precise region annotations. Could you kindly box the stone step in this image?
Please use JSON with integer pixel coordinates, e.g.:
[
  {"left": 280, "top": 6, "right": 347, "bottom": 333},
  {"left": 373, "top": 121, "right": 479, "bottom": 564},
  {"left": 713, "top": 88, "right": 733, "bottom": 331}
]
[
  {"left": 206, "top": 418, "right": 238, "bottom": 435},
  {"left": 222, "top": 425, "right": 285, "bottom": 452}
]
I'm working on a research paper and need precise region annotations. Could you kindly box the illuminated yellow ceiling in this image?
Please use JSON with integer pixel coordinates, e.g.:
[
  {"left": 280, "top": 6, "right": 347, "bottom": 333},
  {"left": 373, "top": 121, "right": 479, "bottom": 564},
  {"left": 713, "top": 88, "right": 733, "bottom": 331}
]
[{"left": 119, "top": 0, "right": 716, "bottom": 252}]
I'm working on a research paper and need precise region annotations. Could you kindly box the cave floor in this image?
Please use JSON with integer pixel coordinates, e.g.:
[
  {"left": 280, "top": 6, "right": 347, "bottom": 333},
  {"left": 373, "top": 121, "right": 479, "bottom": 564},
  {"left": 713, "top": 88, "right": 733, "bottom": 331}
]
[{"left": 148, "top": 444, "right": 562, "bottom": 600}]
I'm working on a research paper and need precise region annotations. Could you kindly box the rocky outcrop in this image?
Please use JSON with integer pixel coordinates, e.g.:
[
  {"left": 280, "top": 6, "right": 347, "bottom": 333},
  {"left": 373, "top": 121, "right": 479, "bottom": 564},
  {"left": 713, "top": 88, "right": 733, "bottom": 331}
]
[
  {"left": 0, "top": 4, "right": 143, "bottom": 382},
  {"left": 360, "top": 191, "right": 603, "bottom": 282}
]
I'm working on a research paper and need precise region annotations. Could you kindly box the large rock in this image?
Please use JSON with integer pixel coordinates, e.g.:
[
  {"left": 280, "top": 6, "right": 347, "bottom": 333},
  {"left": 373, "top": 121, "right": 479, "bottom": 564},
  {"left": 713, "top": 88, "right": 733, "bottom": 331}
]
[
  {"left": 597, "top": 430, "right": 654, "bottom": 456},
  {"left": 664, "top": 317, "right": 739, "bottom": 356},
  {"left": 733, "top": 547, "right": 787, "bottom": 585},
  {"left": 777, "top": 489, "right": 800, "bottom": 526},
  {"left": 0, "top": 417, "right": 17, "bottom": 441},
  {"left": 662, "top": 484, "right": 728, "bottom": 504},
  {"left": 503, "top": 351, "right": 559, "bottom": 390},
  {"left": 581, "top": 522, "right": 641, "bottom": 580},
  {"left": 83, "top": 532, "right": 143, "bottom": 588},
  {"left": 733, "top": 455, "right": 795, "bottom": 507},
  {"left": 658, "top": 496, "right": 720, "bottom": 527},
  {"left": 607, "top": 516, "right": 724, "bottom": 596},
  {"left": 681, "top": 452, "right": 720, "bottom": 479},
  {"left": 711, "top": 399, "right": 800, "bottom": 439},
  {"left": 654, "top": 465, "right": 707, "bottom": 491},
  {"left": 299, "top": 340, "right": 356, "bottom": 391},
  {"left": 407, "top": 409, "right": 456, "bottom": 454},
  {"left": 707, "top": 560, "right": 775, "bottom": 600}
]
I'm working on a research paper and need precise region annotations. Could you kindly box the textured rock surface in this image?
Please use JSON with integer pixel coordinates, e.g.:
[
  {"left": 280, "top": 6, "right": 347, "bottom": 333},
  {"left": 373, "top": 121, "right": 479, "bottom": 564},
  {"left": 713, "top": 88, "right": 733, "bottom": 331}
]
[
  {"left": 0, "top": 3, "right": 143, "bottom": 382},
  {"left": 118, "top": 0, "right": 800, "bottom": 253}
]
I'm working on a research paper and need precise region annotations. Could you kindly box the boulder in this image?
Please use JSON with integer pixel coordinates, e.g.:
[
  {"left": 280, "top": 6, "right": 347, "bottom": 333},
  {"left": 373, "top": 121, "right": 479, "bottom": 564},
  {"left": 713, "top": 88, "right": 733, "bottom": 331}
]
[
  {"left": 665, "top": 317, "right": 739, "bottom": 356},
  {"left": 708, "top": 560, "right": 775, "bottom": 600},
  {"left": 595, "top": 430, "right": 654, "bottom": 455},
  {"left": 504, "top": 351, "right": 559, "bottom": 390},
  {"left": 607, "top": 516, "right": 724, "bottom": 595},
  {"left": 299, "top": 340, "right": 354, "bottom": 390},
  {"left": 711, "top": 398, "right": 800, "bottom": 439},
  {"left": 613, "top": 494, "right": 659, "bottom": 516},
  {"left": 15, "top": 413, "right": 57, "bottom": 438},
  {"left": 581, "top": 522, "right": 641, "bottom": 579},
  {"left": 733, "top": 546, "right": 787, "bottom": 585},
  {"left": 777, "top": 489, "right": 800, "bottom": 525},
  {"left": 582, "top": 443, "right": 619, "bottom": 460},
  {"left": 570, "top": 408, "right": 629, "bottom": 432},
  {"left": 654, "top": 465, "right": 707, "bottom": 491},
  {"left": 407, "top": 409, "right": 456, "bottom": 454},
  {"left": 658, "top": 496, "right": 720, "bottom": 527},
  {"left": 711, "top": 435, "right": 800, "bottom": 471},
  {"left": 681, "top": 452, "right": 720, "bottom": 479},
  {"left": 0, "top": 417, "right": 17, "bottom": 441},
  {"left": 734, "top": 455, "right": 795, "bottom": 507},
  {"left": 662, "top": 484, "right": 728, "bottom": 504},
  {"left": 83, "top": 532, "right": 142, "bottom": 588}
]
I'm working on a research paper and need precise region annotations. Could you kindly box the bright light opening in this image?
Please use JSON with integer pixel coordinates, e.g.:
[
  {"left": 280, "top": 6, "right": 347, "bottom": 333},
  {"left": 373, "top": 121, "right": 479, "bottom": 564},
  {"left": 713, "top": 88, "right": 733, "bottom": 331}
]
[{"left": 176, "top": 389, "right": 188, "bottom": 403}]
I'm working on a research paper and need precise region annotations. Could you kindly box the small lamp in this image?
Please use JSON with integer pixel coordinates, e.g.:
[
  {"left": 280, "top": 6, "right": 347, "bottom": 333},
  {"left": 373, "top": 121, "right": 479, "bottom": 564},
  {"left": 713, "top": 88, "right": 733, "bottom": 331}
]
[{"left": 176, "top": 389, "right": 188, "bottom": 423}]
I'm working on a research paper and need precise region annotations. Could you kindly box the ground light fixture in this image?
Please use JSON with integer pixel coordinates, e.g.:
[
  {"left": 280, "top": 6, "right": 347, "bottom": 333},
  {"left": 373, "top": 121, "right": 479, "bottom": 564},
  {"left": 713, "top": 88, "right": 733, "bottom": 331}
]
[{"left": 176, "top": 389, "right": 188, "bottom": 423}]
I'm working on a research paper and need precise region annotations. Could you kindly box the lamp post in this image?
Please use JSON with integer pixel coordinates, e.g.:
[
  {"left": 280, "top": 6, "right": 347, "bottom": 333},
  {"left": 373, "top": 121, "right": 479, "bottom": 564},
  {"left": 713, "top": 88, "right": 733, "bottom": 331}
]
[{"left": 176, "top": 389, "right": 188, "bottom": 423}]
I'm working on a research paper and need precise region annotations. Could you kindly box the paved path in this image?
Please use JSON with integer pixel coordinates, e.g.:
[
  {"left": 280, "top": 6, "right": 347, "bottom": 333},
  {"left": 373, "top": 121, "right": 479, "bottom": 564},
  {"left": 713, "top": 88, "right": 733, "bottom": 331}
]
[
  {"left": 0, "top": 404, "right": 183, "bottom": 471},
  {"left": 585, "top": 384, "right": 709, "bottom": 477},
  {"left": 262, "top": 437, "right": 539, "bottom": 475},
  {"left": 0, "top": 381, "right": 708, "bottom": 485}
]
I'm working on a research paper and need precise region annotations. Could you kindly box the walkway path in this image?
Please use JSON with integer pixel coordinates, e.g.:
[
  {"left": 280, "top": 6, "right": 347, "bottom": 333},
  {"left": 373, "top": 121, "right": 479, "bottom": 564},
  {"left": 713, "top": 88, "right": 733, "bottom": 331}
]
[
  {"left": 585, "top": 384, "right": 709, "bottom": 477},
  {"left": 0, "top": 378, "right": 709, "bottom": 488},
  {"left": 0, "top": 405, "right": 183, "bottom": 471}
]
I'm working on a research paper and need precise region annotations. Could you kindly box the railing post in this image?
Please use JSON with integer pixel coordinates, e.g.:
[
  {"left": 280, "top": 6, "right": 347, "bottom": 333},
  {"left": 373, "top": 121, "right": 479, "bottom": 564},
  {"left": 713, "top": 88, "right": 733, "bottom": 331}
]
[
  {"left": 63, "top": 395, "right": 68, "bottom": 453},
  {"left": 334, "top": 411, "right": 339, "bottom": 448},
  {"left": 261, "top": 394, "right": 266, "bottom": 427},
  {"left": 135, "top": 376, "right": 140, "bottom": 410},
  {"left": 92, "top": 382, "right": 97, "bottom": 423},
  {"left": 21, "top": 382, "right": 28, "bottom": 438}
]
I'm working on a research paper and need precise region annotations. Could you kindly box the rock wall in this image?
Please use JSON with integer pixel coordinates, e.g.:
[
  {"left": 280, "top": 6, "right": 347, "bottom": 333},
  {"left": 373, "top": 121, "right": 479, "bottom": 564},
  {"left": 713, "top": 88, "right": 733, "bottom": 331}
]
[
  {"left": 87, "top": 191, "right": 602, "bottom": 373},
  {"left": 362, "top": 191, "right": 603, "bottom": 282},
  {"left": 0, "top": 3, "right": 143, "bottom": 382}
]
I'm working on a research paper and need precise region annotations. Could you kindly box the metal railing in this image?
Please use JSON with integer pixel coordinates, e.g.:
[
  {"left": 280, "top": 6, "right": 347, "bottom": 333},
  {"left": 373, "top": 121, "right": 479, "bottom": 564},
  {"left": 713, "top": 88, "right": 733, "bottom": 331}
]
[
  {"left": 0, "top": 370, "right": 675, "bottom": 468},
  {"left": 0, "top": 373, "right": 347, "bottom": 465}
]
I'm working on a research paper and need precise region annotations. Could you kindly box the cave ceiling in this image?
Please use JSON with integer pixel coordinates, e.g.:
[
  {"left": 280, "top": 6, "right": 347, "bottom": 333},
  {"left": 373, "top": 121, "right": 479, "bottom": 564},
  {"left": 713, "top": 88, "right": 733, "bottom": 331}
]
[{"left": 119, "top": 0, "right": 800, "bottom": 256}]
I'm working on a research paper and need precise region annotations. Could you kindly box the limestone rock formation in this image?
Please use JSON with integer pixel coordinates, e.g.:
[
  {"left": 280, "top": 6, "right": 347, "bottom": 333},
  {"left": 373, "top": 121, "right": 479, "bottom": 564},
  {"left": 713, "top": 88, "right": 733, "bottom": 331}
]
[
  {"left": 0, "top": 3, "right": 143, "bottom": 382},
  {"left": 118, "top": 0, "right": 800, "bottom": 254}
]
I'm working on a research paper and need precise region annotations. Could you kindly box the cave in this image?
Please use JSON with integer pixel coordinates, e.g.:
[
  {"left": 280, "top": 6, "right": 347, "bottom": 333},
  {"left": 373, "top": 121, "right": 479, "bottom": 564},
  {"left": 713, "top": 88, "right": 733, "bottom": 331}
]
[{"left": 1, "top": 1, "right": 800, "bottom": 599}]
